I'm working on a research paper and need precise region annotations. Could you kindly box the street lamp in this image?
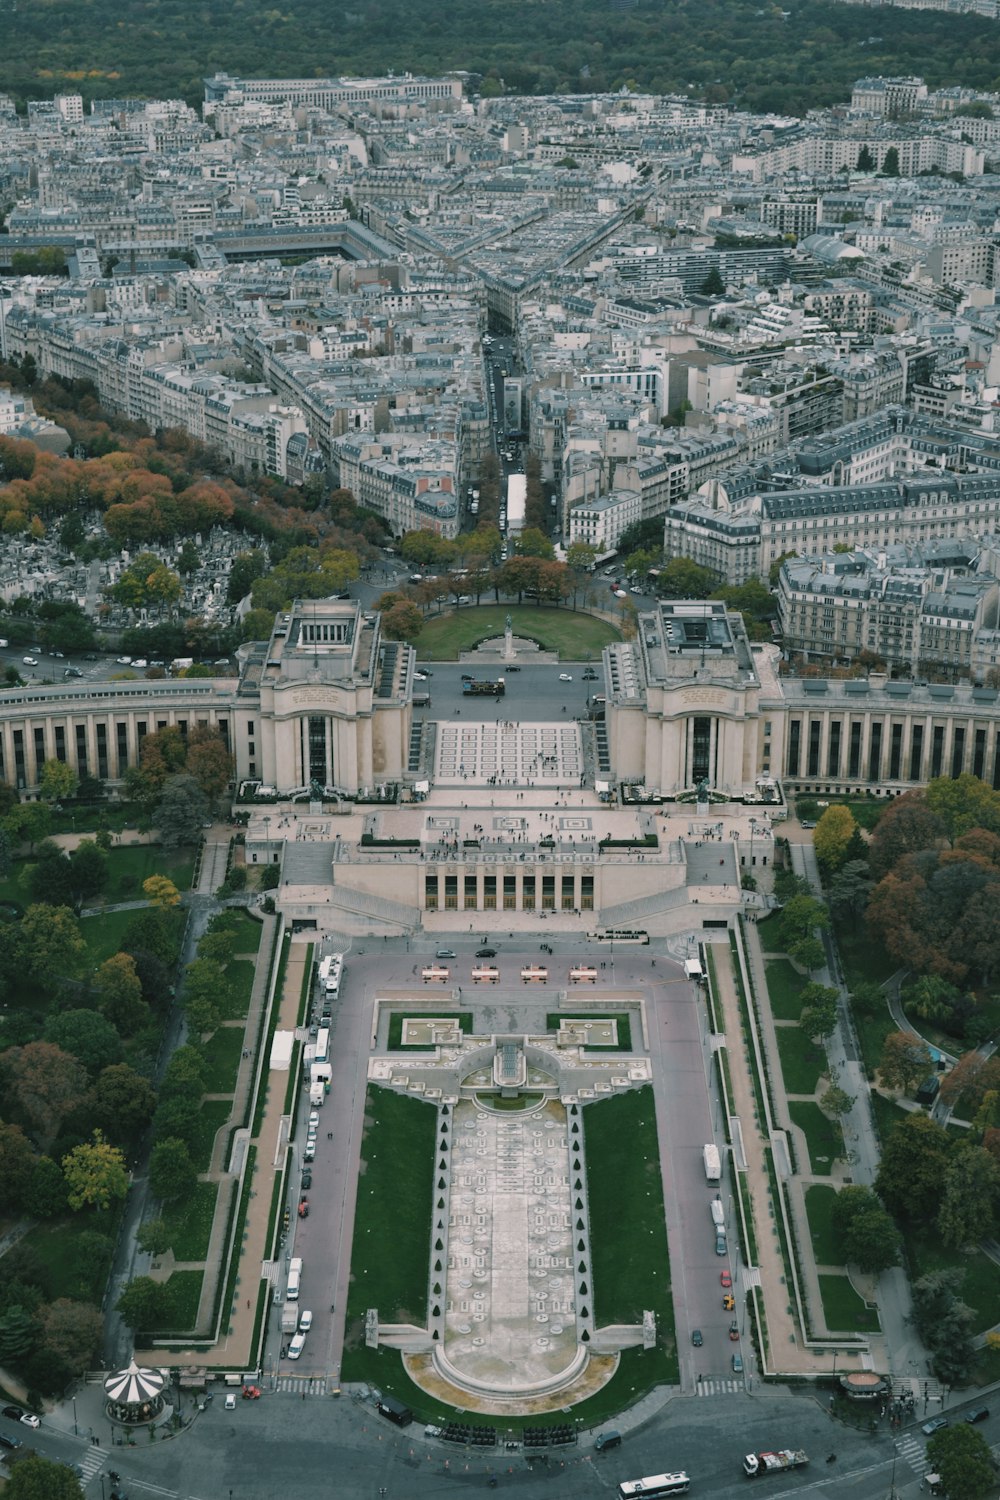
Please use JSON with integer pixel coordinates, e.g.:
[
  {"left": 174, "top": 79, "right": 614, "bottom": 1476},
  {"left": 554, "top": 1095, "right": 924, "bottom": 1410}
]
[{"left": 72, "top": 1395, "right": 77, "bottom": 1436}]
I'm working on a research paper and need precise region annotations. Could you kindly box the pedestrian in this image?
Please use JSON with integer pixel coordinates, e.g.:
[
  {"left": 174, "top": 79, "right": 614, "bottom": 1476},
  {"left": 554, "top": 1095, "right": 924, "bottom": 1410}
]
[{"left": 246, "top": 1298, "right": 251, "bottom": 1309}]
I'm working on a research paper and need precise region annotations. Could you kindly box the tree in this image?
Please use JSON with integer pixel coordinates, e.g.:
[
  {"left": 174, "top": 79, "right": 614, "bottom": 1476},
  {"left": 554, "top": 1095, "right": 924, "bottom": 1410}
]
[
  {"left": 832, "top": 1187, "right": 901, "bottom": 1274},
  {"left": 881, "top": 145, "right": 900, "bottom": 175},
  {"left": 38, "top": 758, "right": 78, "bottom": 803},
  {"left": 789, "top": 935, "right": 826, "bottom": 973},
  {"left": 94, "top": 952, "right": 147, "bottom": 1036},
  {"left": 92, "top": 1063, "right": 156, "bottom": 1145},
  {"left": 655, "top": 556, "right": 717, "bottom": 599},
  {"left": 185, "top": 727, "right": 233, "bottom": 801},
  {"left": 515, "top": 527, "right": 554, "bottom": 560},
  {"left": 0, "top": 1121, "right": 35, "bottom": 1212},
  {"left": 0, "top": 1305, "right": 38, "bottom": 1363},
  {"left": 39, "top": 1299, "right": 102, "bottom": 1373},
  {"left": 45, "top": 1009, "right": 122, "bottom": 1078},
  {"left": 4, "top": 1454, "right": 85, "bottom": 1500},
  {"left": 875, "top": 1113, "right": 951, "bottom": 1222},
  {"left": 700, "top": 266, "right": 725, "bottom": 295},
  {"left": 924, "top": 773, "right": 1000, "bottom": 842},
  {"left": 820, "top": 1084, "right": 854, "bottom": 1116},
  {"left": 18, "top": 903, "right": 87, "bottom": 980},
  {"left": 381, "top": 600, "right": 424, "bottom": 641},
  {"left": 857, "top": 144, "right": 875, "bottom": 171},
  {"left": 62, "top": 1130, "right": 129, "bottom": 1211},
  {"left": 68, "top": 840, "right": 108, "bottom": 903},
  {"left": 877, "top": 1030, "right": 933, "bottom": 1093},
  {"left": 116, "top": 1275, "right": 167, "bottom": 1330},
  {"left": 182, "top": 956, "right": 230, "bottom": 1035},
  {"left": 813, "top": 804, "right": 857, "bottom": 873},
  {"left": 937, "top": 1146, "right": 999, "bottom": 1249},
  {"left": 149, "top": 1136, "right": 196, "bottom": 1202},
  {"left": 153, "top": 774, "right": 209, "bottom": 848},
  {"left": 23, "top": 1155, "right": 69, "bottom": 1218},
  {"left": 799, "top": 983, "right": 838, "bottom": 1041},
  {"left": 5, "top": 800, "right": 52, "bottom": 853},
  {"left": 868, "top": 790, "right": 945, "bottom": 879},
  {"left": 27, "top": 841, "right": 74, "bottom": 906},
  {"left": 828, "top": 860, "right": 873, "bottom": 920},
  {"left": 925, "top": 1425, "right": 995, "bottom": 1500},
  {"left": 142, "top": 874, "right": 181, "bottom": 910},
  {"left": 136, "top": 1217, "right": 171, "bottom": 1255},
  {"left": 850, "top": 979, "right": 886, "bottom": 1017},
  {"left": 0, "top": 1041, "right": 87, "bottom": 1144}
]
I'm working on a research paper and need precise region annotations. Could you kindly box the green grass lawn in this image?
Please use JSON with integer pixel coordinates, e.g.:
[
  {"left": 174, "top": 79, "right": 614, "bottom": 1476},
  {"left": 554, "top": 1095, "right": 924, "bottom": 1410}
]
[
  {"left": 210, "top": 907, "right": 264, "bottom": 957},
  {"left": 909, "top": 1236, "right": 1000, "bottom": 1334},
  {"left": 584, "top": 1088, "right": 675, "bottom": 1332},
  {"left": 386, "top": 1012, "right": 473, "bottom": 1049},
  {"left": 544, "top": 1013, "right": 634, "bottom": 1051},
  {"left": 788, "top": 1101, "right": 845, "bottom": 1175},
  {"left": 155, "top": 1269, "right": 203, "bottom": 1333},
  {"left": 161, "top": 1181, "right": 218, "bottom": 1262},
  {"left": 804, "top": 1184, "right": 840, "bottom": 1265},
  {"left": 200, "top": 1026, "right": 244, "bottom": 1093},
  {"left": 19, "top": 1214, "right": 117, "bottom": 1302},
  {"left": 765, "top": 959, "right": 807, "bottom": 1021},
  {"left": 81, "top": 905, "right": 184, "bottom": 967},
  {"left": 818, "top": 1273, "right": 881, "bottom": 1333},
  {"left": 775, "top": 1026, "right": 828, "bottom": 1094},
  {"left": 220, "top": 959, "right": 256, "bottom": 1019},
  {"left": 416, "top": 605, "right": 621, "bottom": 661},
  {"left": 100, "top": 844, "right": 196, "bottom": 901},
  {"left": 852, "top": 1008, "right": 896, "bottom": 1082},
  {"left": 189, "top": 1099, "right": 233, "bottom": 1173},
  {"left": 342, "top": 1085, "right": 437, "bottom": 1351}
]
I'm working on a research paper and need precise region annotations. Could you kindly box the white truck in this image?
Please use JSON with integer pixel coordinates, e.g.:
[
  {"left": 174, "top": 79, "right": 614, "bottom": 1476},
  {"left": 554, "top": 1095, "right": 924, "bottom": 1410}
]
[
  {"left": 711, "top": 1198, "right": 726, "bottom": 1229},
  {"left": 743, "top": 1451, "right": 809, "bottom": 1479},
  {"left": 280, "top": 1303, "right": 299, "bottom": 1334},
  {"left": 309, "top": 1081, "right": 325, "bottom": 1107},
  {"left": 704, "top": 1143, "right": 721, "bottom": 1185}
]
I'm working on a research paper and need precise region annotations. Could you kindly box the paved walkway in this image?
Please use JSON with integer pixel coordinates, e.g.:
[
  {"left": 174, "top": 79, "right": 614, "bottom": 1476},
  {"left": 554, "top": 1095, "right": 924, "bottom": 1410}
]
[
  {"left": 789, "top": 840, "right": 930, "bottom": 1380},
  {"left": 707, "top": 937, "right": 825, "bottom": 1377},
  {"left": 138, "top": 914, "right": 292, "bottom": 1363}
]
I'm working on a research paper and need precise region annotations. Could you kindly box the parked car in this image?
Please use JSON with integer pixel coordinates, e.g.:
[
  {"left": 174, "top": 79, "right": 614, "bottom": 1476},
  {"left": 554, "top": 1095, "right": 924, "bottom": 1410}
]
[
  {"left": 300, "top": 1170, "right": 312, "bottom": 1190},
  {"left": 922, "top": 1417, "right": 949, "bottom": 1436},
  {"left": 965, "top": 1407, "right": 989, "bottom": 1424},
  {"left": 723, "top": 1294, "right": 735, "bottom": 1310},
  {"left": 720, "top": 1269, "right": 732, "bottom": 1287},
  {"left": 2, "top": 1408, "right": 24, "bottom": 1422},
  {"left": 299, "top": 1310, "right": 313, "bottom": 1332},
  {"left": 224, "top": 1393, "right": 237, "bottom": 1410},
  {"left": 0, "top": 1433, "right": 21, "bottom": 1450},
  {"left": 303, "top": 1140, "right": 316, "bottom": 1162},
  {"left": 691, "top": 1329, "right": 703, "bottom": 1347},
  {"left": 729, "top": 1320, "right": 740, "bottom": 1341},
  {"left": 732, "top": 1353, "right": 744, "bottom": 1374},
  {"left": 19, "top": 1414, "right": 39, "bottom": 1429},
  {"left": 558, "top": 673, "right": 573, "bottom": 682}
]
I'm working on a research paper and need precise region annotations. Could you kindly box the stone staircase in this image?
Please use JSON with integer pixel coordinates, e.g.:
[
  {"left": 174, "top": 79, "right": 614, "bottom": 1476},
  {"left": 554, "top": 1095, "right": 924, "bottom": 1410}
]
[
  {"left": 281, "top": 841, "right": 338, "bottom": 885},
  {"left": 598, "top": 885, "right": 692, "bottom": 927}
]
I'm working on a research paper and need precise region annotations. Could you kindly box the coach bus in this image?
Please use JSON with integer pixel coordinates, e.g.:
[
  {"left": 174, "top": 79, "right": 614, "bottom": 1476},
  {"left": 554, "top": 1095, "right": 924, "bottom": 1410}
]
[{"left": 617, "top": 1473, "right": 690, "bottom": 1498}]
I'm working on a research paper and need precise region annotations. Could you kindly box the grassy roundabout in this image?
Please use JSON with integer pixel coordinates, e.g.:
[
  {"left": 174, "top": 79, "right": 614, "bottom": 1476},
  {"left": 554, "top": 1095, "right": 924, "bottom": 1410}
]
[{"left": 416, "top": 605, "right": 621, "bottom": 660}]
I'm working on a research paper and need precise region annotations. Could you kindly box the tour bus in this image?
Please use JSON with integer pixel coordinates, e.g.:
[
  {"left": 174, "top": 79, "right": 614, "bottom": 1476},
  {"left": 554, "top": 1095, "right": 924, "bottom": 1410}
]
[
  {"left": 421, "top": 965, "right": 450, "bottom": 984},
  {"left": 472, "top": 965, "right": 500, "bottom": 984},
  {"left": 569, "top": 966, "right": 598, "bottom": 984},
  {"left": 315, "top": 1027, "right": 330, "bottom": 1066},
  {"left": 520, "top": 964, "right": 548, "bottom": 984},
  {"left": 617, "top": 1473, "right": 690, "bottom": 1498}
]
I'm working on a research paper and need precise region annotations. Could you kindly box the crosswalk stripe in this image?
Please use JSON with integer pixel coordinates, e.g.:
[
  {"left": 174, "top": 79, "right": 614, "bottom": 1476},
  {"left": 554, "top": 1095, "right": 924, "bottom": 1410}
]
[
  {"left": 695, "top": 1377, "right": 742, "bottom": 1397},
  {"left": 272, "top": 1375, "right": 328, "bottom": 1395},
  {"left": 76, "top": 1450, "right": 105, "bottom": 1478}
]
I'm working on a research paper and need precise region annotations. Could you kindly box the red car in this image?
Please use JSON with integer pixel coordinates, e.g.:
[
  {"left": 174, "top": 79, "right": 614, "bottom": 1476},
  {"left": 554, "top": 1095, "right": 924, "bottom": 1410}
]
[
  {"left": 298, "top": 1198, "right": 309, "bottom": 1218},
  {"left": 729, "top": 1320, "right": 740, "bottom": 1341},
  {"left": 241, "top": 1385, "right": 261, "bottom": 1400},
  {"left": 720, "top": 1270, "right": 732, "bottom": 1288}
]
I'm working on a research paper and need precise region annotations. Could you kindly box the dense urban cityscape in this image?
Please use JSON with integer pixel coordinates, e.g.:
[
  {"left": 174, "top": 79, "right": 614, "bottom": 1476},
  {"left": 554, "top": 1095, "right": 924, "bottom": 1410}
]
[{"left": 0, "top": 59, "right": 999, "bottom": 1500}]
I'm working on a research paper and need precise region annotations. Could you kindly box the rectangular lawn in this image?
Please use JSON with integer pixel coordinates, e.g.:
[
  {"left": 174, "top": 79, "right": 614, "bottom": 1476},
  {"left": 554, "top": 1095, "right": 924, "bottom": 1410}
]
[
  {"left": 819, "top": 1273, "right": 881, "bottom": 1333},
  {"left": 909, "top": 1237, "right": 1000, "bottom": 1334},
  {"left": 343, "top": 1085, "right": 437, "bottom": 1346},
  {"left": 200, "top": 1026, "right": 244, "bottom": 1094},
  {"left": 765, "top": 960, "right": 807, "bottom": 1021},
  {"left": 189, "top": 1099, "right": 233, "bottom": 1173},
  {"left": 805, "top": 1184, "right": 840, "bottom": 1265},
  {"left": 161, "top": 1181, "right": 219, "bottom": 1261},
  {"left": 788, "top": 1101, "right": 844, "bottom": 1175},
  {"left": 775, "top": 1027, "right": 827, "bottom": 1095}
]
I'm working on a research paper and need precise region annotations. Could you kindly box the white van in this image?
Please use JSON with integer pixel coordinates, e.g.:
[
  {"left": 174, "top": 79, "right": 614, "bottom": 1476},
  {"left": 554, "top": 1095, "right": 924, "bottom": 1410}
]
[
  {"left": 286, "top": 1256, "right": 302, "bottom": 1301},
  {"left": 288, "top": 1331, "right": 306, "bottom": 1360}
]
